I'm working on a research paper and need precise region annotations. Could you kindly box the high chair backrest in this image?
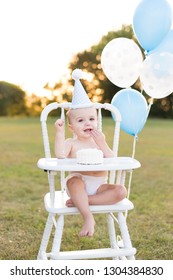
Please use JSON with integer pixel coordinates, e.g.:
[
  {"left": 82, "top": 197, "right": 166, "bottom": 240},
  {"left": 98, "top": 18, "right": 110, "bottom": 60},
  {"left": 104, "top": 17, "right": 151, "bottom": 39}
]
[{"left": 40, "top": 102, "right": 121, "bottom": 159}]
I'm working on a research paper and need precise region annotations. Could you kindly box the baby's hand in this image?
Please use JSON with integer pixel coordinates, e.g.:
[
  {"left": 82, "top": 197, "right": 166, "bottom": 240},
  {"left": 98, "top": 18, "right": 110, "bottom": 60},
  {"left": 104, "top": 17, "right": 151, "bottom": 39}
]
[
  {"left": 54, "top": 119, "right": 64, "bottom": 132},
  {"left": 90, "top": 129, "right": 106, "bottom": 146},
  {"left": 90, "top": 129, "right": 114, "bottom": 157}
]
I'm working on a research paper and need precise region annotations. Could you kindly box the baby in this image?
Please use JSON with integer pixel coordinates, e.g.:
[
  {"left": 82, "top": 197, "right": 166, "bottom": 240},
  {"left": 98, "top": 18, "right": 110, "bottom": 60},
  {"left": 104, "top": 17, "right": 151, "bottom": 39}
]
[{"left": 54, "top": 106, "right": 127, "bottom": 237}]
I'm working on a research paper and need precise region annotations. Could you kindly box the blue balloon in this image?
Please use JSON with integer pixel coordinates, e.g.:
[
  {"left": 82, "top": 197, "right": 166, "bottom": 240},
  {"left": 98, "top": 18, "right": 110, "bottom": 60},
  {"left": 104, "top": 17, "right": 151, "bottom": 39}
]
[
  {"left": 133, "top": 0, "right": 172, "bottom": 51},
  {"left": 149, "top": 29, "right": 173, "bottom": 55},
  {"left": 111, "top": 89, "right": 148, "bottom": 136}
]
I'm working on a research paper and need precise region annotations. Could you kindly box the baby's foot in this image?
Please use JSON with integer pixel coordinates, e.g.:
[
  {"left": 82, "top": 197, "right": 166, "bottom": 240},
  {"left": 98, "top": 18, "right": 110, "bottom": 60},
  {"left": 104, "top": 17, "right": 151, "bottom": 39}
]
[
  {"left": 66, "top": 198, "right": 74, "bottom": 207},
  {"left": 80, "top": 214, "right": 95, "bottom": 237}
]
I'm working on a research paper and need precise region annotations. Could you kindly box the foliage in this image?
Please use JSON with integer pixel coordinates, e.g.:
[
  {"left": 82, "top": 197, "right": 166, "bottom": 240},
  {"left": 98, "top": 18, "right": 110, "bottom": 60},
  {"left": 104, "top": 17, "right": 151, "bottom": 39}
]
[
  {"left": 0, "top": 81, "right": 27, "bottom": 116},
  {"left": 149, "top": 96, "right": 173, "bottom": 118},
  {"left": 0, "top": 82, "right": 56, "bottom": 117},
  {"left": 25, "top": 94, "right": 51, "bottom": 117}
]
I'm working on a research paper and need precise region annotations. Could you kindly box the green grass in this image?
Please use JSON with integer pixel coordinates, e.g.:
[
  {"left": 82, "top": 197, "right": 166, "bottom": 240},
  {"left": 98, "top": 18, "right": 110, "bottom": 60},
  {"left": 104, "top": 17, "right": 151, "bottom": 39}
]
[{"left": 0, "top": 116, "right": 173, "bottom": 260}]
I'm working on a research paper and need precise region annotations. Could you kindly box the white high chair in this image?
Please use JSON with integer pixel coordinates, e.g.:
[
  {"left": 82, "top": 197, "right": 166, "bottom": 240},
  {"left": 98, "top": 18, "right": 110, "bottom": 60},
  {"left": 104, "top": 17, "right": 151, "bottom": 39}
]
[{"left": 37, "top": 101, "right": 140, "bottom": 260}]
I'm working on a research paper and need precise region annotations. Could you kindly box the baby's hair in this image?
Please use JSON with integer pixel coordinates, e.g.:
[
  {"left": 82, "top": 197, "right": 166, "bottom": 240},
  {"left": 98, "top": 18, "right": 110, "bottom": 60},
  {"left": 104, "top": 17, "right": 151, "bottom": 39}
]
[
  {"left": 66, "top": 109, "right": 74, "bottom": 124},
  {"left": 66, "top": 107, "right": 98, "bottom": 125}
]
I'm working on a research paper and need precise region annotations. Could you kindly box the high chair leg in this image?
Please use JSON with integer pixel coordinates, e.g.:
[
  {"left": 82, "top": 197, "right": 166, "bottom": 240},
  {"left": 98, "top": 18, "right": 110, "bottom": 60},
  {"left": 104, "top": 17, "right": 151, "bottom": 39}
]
[
  {"left": 118, "top": 212, "right": 136, "bottom": 259},
  {"left": 50, "top": 215, "right": 64, "bottom": 260},
  {"left": 37, "top": 213, "right": 55, "bottom": 260},
  {"left": 107, "top": 213, "right": 119, "bottom": 260}
]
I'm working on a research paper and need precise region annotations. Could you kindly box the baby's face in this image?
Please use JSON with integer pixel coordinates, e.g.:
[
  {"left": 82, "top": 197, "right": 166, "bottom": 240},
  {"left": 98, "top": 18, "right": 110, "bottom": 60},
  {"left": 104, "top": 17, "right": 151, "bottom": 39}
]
[{"left": 68, "top": 107, "right": 98, "bottom": 138}]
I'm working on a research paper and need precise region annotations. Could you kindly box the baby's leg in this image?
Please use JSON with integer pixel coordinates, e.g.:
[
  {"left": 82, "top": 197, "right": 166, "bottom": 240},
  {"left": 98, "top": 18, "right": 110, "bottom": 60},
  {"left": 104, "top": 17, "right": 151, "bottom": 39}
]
[
  {"left": 66, "top": 176, "right": 95, "bottom": 237},
  {"left": 88, "top": 184, "right": 127, "bottom": 205}
]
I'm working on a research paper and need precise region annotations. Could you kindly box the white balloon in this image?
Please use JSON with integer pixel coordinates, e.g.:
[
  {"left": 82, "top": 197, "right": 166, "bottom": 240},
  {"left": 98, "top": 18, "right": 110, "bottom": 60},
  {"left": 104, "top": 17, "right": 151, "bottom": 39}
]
[
  {"left": 101, "top": 37, "right": 143, "bottom": 88},
  {"left": 140, "top": 52, "right": 173, "bottom": 99}
]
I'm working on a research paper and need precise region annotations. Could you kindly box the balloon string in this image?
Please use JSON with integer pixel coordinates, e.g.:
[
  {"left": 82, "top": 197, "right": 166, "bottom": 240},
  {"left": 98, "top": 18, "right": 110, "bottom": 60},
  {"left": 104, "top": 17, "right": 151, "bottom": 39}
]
[
  {"left": 147, "top": 98, "right": 153, "bottom": 115},
  {"left": 126, "top": 98, "right": 150, "bottom": 217},
  {"left": 125, "top": 135, "right": 137, "bottom": 220},
  {"left": 132, "top": 135, "right": 137, "bottom": 158},
  {"left": 141, "top": 89, "right": 153, "bottom": 117},
  {"left": 125, "top": 169, "right": 133, "bottom": 220},
  {"left": 125, "top": 136, "right": 137, "bottom": 220},
  {"left": 126, "top": 98, "right": 153, "bottom": 220}
]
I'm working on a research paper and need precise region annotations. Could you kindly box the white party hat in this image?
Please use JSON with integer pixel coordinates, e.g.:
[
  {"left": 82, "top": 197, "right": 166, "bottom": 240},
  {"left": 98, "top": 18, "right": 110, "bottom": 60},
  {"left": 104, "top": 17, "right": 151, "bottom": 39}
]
[{"left": 70, "top": 69, "right": 92, "bottom": 109}]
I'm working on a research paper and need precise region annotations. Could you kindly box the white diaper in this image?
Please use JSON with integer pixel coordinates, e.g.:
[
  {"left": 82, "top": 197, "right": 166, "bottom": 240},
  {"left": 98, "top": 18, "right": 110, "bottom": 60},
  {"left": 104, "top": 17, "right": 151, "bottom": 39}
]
[{"left": 65, "top": 173, "right": 108, "bottom": 196}]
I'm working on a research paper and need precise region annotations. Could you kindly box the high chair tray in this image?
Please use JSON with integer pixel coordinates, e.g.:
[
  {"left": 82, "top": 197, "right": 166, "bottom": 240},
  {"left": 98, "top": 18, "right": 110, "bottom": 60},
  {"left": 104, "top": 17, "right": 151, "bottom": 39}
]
[{"left": 37, "top": 157, "right": 141, "bottom": 172}]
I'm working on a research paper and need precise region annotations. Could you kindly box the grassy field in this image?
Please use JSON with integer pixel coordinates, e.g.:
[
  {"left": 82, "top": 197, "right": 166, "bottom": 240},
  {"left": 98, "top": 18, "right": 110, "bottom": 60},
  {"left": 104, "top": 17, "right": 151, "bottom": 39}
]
[{"left": 0, "top": 116, "right": 173, "bottom": 260}]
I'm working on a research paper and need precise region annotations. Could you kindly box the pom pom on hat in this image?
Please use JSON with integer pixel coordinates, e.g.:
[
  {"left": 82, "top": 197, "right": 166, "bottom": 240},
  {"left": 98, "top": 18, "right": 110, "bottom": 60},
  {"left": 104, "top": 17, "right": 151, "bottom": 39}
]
[
  {"left": 70, "top": 68, "right": 92, "bottom": 109},
  {"left": 72, "top": 69, "right": 83, "bottom": 80}
]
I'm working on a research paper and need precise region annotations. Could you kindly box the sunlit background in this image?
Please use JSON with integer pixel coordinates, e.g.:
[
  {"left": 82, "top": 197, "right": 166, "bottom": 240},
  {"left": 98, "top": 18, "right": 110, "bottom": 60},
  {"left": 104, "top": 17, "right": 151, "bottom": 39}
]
[{"left": 2, "top": 0, "right": 173, "bottom": 97}]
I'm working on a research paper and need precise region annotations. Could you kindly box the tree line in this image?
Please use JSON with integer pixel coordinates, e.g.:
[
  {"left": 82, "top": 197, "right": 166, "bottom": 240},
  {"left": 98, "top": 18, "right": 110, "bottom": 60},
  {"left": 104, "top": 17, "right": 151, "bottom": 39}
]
[{"left": 0, "top": 25, "right": 172, "bottom": 118}]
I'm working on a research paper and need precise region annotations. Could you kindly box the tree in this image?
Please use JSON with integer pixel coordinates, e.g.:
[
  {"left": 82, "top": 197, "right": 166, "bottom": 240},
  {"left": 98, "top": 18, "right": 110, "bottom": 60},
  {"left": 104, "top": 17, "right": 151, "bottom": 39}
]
[
  {"left": 0, "top": 81, "right": 27, "bottom": 116},
  {"left": 67, "top": 25, "right": 138, "bottom": 103},
  {"left": 67, "top": 25, "right": 173, "bottom": 118}
]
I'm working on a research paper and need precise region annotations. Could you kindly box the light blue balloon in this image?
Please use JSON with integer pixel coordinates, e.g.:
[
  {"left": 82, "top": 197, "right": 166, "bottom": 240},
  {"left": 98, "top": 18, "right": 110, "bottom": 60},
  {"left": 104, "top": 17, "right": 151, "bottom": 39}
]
[
  {"left": 149, "top": 29, "right": 173, "bottom": 55},
  {"left": 133, "top": 0, "right": 172, "bottom": 51},
  {"left": 111, "top": 89, "right": 148, "bottom": 136}
]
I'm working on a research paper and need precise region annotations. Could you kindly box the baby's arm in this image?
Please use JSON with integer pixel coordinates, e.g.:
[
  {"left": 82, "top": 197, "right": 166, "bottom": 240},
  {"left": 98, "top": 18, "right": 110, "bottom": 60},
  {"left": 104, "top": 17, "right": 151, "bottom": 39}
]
[
  {"left": 54, "top": 119, "right": 71, "bottom": 158},
  {"left": 90, "top": 130, "right": 114, "bottom": 158}
]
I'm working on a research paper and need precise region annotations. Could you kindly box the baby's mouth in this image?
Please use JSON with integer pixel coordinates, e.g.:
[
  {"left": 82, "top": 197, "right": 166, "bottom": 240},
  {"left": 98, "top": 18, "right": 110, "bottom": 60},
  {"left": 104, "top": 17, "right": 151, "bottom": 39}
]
[{"left": 84, "top": 128, "right": 92, "bottom": 133}]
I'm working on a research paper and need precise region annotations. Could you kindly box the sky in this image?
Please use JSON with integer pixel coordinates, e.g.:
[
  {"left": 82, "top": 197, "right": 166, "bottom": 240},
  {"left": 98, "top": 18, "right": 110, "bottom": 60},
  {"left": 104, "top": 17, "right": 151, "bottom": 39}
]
[{"left": 0, "top": 0, "right": 173, "bottom": 94}]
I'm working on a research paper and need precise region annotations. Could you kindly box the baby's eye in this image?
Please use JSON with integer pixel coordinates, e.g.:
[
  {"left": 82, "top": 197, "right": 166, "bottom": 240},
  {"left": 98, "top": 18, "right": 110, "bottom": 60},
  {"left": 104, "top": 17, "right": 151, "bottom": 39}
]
[
  {"left": 78, "top": 119, "right": 83, "bottom": 122},
  {"left": 90, "top": 117, "right": 95, "bottom": 121}
]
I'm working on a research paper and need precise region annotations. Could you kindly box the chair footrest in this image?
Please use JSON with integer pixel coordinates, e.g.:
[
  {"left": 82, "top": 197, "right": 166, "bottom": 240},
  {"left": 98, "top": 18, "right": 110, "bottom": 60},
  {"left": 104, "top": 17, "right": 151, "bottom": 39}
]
[{"left": 48, "top": 247, "right": 136, "bottom": 260}]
